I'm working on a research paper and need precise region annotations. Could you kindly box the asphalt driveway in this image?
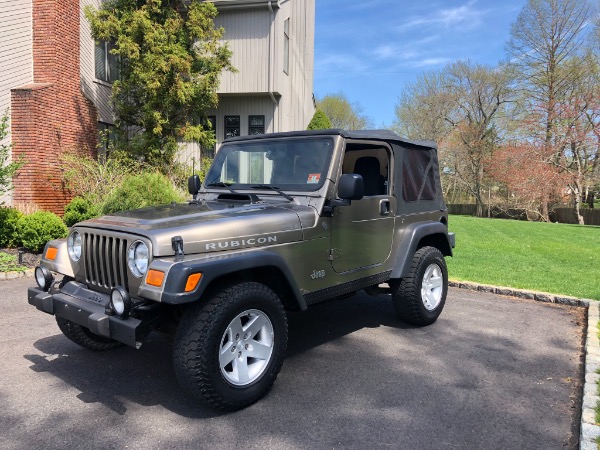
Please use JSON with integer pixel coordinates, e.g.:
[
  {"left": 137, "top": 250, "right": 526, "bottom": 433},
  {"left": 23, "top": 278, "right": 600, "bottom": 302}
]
[{"left": 0, "top": 277, "right": 584, "bottom": 449}]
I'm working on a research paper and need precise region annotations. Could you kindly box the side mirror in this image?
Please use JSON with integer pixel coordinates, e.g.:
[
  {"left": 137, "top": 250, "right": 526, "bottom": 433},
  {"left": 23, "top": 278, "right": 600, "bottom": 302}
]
[
  {"left": 188, "top": 175, "right": 201, "bottom": 198},
  {"left": 338, "top": 173, "right": 364, "bottom": 200},
  {"left": 325, "top": 174, "right": 364, "bottom": 213}
]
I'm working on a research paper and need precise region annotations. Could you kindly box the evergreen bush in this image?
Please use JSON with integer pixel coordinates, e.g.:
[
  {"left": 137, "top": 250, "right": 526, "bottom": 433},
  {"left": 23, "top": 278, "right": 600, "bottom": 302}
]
[
  {"left": 63, "top": 197, "right": 100, "bottom": 227},
  {"left": 0, "top": 207, "right": 23, "bottom": 248},
  {"left": 18, "top": 211, "right": 68, "bottom": 252},
  {"left": 101, "top": 172, "right": 184, "bottom": 215}
]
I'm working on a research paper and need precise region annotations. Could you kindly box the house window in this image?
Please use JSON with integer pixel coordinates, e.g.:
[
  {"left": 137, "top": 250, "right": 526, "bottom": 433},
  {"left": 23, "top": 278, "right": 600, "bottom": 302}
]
[
  {"left": 97, "top": 122, "right": 116, "bottom": 158},
  {"left": 283, "top": 18, "right": 290, "bottom": 75},
  {"left": 95, "top": 40, "right": 120, "bottom": 83},
  {"left": 202, "top": 115, "right": 217, "bottom": 159},
  {"left": 248, "top": 115, "right": 265, "bottom": 135},
  {"left": 224, "top": 116, "right": 240, "bottom": 140}
]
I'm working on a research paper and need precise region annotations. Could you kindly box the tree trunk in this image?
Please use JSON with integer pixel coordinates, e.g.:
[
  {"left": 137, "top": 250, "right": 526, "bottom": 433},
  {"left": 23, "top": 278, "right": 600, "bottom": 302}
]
[{"left": 573, "top": 183, "right": 585, "bottom": 225}]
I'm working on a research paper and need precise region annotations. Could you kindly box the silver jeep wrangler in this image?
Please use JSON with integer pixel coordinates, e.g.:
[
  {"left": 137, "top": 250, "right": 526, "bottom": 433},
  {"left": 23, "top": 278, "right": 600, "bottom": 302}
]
[{"left": 28, "top": 129, "right": 455, "bottom": 410}]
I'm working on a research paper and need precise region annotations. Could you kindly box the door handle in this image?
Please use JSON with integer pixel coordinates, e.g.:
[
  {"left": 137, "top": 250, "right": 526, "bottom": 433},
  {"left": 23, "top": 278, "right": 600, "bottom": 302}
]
[{"left": 379, "top": 199, "right": 391, "bottom": 215}]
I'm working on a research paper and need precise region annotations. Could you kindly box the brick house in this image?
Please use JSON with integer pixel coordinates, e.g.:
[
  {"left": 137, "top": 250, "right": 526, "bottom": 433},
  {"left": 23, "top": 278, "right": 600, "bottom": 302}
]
[{"left": 0, "top": 0, "right": 315, "bottom": 214}]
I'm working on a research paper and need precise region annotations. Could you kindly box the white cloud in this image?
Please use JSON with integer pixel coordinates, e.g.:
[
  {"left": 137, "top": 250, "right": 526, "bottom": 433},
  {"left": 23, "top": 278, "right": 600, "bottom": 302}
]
[
  {"left": 315, "top": 54, "right": 370, "bottom": 74},
  {"left": 397, "top": 0, "right": 487, "bottom": 31},
  {"left": 410, "top": 57, "right": 453, "bottom": 67}
]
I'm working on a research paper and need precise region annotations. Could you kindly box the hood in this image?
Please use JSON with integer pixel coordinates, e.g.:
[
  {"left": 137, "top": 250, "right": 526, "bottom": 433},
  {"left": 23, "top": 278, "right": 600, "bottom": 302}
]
[{"left": 77, "top": 201, "right": 312, "bottom": 256}]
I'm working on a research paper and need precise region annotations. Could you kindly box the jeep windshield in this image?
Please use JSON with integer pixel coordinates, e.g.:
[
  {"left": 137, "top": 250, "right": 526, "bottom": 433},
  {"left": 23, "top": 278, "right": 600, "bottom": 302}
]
[{"left": 205, "top": 137, "right": 334, "bottom": 192}]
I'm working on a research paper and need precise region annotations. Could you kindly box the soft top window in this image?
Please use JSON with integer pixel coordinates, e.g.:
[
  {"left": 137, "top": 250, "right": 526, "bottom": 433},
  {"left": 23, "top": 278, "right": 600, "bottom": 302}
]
[{"left": 402, "top": 149, "right": 436, "bottom": 202}]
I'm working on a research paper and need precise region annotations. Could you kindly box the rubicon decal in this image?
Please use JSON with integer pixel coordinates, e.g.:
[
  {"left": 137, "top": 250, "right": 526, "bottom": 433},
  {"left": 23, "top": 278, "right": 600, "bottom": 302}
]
[{"left": 205, "top": 235, "right": 278, "bottom": 251}]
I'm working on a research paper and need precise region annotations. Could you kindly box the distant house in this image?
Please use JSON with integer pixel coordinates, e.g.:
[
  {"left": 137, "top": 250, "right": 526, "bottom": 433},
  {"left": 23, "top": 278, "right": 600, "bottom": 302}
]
[
  {"left": 0, "top": 0, "right": 315, "bottom": 213},
  {"left": 178, "top": 0, "right": 316, "bottom": 165}
]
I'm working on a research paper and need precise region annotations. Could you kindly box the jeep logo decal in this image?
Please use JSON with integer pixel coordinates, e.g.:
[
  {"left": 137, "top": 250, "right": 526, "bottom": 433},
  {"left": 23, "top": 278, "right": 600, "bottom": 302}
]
[{"left": 205, "top": 235, "right": 277, "bottom": 251}]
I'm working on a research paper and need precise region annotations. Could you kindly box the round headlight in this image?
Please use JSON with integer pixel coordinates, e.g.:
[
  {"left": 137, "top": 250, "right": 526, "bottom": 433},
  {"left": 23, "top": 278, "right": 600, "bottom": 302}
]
[
  {"left": 128, "top": 241, "right": 149, "bottom": 277},
  {"left": 110, "top": 286, "right": 131, "bottom": 318},
  {"left": 35, "top": 266, "right": 54, "bottom": 291},
  {"left": 67, "top": 231, "right": 82, "bottom": 261}
]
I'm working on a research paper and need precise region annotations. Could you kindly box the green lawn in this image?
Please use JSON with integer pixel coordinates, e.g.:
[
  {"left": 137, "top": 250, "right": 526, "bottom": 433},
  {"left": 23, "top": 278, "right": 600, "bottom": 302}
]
[{"left": 446, "top": 215, "right": 600, "bottom": 300}]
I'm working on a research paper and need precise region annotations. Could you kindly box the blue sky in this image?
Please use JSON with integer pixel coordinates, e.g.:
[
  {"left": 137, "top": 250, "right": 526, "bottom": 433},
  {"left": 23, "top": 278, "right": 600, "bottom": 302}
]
[{"left": 313, "top": 0, "right": 526, "bottom": 127}]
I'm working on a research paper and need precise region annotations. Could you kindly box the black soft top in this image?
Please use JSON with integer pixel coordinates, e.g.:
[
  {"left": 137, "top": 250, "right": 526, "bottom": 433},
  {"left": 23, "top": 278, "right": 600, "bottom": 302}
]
[{"left": 223, "top": 129, "right": 437, "bottom": 151}]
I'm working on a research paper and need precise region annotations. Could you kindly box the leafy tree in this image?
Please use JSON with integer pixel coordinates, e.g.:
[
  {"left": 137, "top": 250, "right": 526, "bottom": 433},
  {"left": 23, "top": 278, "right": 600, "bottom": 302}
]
[
  {"left": 307, "top": 109, "right": 332, "bottom": 130},
  {"left": 85, "top": 0, "right": 233, "bottom": 165},
  {"left": 317, "top": 92, "right": 373, "bottom": 130},
  {"left": 506, "top": 0, "right": 594, "bottom": 221},
  {"left": 395, "top": 61, "right": 512, "bottom": 217},
  {"left": 0, "top": 110, "right": 24, "bottom": 202}
]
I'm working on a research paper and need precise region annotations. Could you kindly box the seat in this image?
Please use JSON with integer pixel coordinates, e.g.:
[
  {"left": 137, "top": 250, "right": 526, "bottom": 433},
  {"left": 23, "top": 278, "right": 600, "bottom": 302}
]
[{"left": 353, "top": 157, "right": 385, "bottom": 196}]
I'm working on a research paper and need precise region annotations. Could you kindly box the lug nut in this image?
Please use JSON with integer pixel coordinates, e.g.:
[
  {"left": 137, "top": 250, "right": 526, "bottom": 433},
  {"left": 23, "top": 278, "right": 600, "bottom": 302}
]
[{"left": 231, "top": 346, "right": 236, "bottom": 352}]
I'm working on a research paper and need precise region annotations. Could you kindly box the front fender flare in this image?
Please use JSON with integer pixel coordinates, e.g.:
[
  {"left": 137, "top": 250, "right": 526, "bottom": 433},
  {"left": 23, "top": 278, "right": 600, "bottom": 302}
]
[{"left": 157, "top": 251, "right": 307, "bottom": 310}]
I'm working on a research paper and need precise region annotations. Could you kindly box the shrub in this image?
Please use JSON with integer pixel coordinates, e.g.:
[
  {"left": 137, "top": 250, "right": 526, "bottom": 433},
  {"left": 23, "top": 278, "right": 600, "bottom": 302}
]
[
  {"left": 101, "top": 171, "right": 185, "bottom": 214},
  {"left": 0, "top": 207, "right": 23, "bottom": 248},
  {"left": 63, "top": 196, "right": 100, "bottom": 227},
  {"left": 59, "top": 148, "right": 145, "bottom": 205},
  {"left": 18, "top": 211, "right": 68, "bottom": 252},
  {"left": 306, "top": 109, "right": 332, "bottom": 130}
]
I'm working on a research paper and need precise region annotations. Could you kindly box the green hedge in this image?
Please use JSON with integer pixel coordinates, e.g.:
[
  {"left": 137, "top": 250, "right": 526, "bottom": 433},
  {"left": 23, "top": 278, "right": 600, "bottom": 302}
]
[
  {"left": 18, "top": 211, "right": 68, "bottom": 252},
  {"left": 101, "top": 172, "right": 184, "bottom": 214},
  {"left": 63, "top": 196, "right": 100, "bottom": 227},
  {"left": 0, "top": 207, "right": 23, "bottom": 248}
]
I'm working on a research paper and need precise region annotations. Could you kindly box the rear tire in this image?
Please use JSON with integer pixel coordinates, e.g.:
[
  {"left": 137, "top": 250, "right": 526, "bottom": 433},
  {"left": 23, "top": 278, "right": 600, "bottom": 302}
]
[
  {"left": 173, "top": 281, "right": 287, "bottom": 411},
  {"left": 391, "top": 246, "right": 448, "bottom": 326},
  {"left": 55, "top": 316, "right": 123, "bottom": 351}
]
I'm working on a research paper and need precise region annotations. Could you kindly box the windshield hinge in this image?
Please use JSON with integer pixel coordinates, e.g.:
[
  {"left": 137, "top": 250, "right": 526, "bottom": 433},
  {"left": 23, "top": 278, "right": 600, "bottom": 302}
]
[{"left": 328, "top": 248, "right": 341, "bottom": 261}]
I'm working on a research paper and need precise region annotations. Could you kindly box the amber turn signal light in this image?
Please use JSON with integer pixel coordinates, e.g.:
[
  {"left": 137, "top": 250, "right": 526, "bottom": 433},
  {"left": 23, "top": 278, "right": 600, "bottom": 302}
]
[
  {"left": 45, "top": 247, "right": 58, "bottom": 260},
  {"left": 145, "top": 269, "right": 165, "bottom": 287},
  {"left": 185, "top": 273, "right": 202, "bottom": 292}
]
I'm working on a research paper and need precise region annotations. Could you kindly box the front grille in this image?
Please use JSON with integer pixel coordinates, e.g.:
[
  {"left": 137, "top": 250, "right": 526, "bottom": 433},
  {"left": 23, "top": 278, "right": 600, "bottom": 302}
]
[{"left": 83, "top": 232, "right": 129, "bottom": 292}]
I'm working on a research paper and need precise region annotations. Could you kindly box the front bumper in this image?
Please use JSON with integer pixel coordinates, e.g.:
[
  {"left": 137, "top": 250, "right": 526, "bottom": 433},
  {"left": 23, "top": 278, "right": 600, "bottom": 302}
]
[{"left": 28, "top": 282, "right": 146, "bottom": 348}]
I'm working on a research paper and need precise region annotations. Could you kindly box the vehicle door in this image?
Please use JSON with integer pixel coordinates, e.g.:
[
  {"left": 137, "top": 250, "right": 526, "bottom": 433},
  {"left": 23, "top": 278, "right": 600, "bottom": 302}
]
[{"left": 330, "top": 141, "right": 396, "bottom": 274}]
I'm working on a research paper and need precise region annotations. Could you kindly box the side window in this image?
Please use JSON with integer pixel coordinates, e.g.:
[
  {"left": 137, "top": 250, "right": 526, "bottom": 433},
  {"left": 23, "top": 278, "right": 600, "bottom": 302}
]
[
  {"left": 224, "top": 116, "right": 240, "bottom": 140},
  {"left": 97, "top": 122, "right": 116, "bottom": 159},
  {"left": 402, "top": 149, "right": 436, "bottom": 202},
  {"left": 202, "top": 116, "right": 216, "bottom": 159},
  {"left": 248, "top": 115, "right": 265, "bottom": 135},
  {"left": 342, "top": 144, "right": 390, "bottom": 196},
  {"left": 95, "top": 40, "right": 119, "bottom": 83},
  {"left": 283, "top": 18, "right": 290, "bottom": 75}
]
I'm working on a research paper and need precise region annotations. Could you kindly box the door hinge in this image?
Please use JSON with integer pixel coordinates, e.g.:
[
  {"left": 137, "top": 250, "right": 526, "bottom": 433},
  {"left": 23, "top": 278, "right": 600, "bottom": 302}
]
[{"left": 328, "top": 248, "right": 341, "bottom": 261}]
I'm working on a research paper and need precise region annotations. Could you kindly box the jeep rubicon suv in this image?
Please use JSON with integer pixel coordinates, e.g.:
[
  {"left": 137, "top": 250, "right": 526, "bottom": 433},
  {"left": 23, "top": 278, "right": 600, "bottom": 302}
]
[{"left": 28, "top": 129, "right": 455, "bottom": 410}]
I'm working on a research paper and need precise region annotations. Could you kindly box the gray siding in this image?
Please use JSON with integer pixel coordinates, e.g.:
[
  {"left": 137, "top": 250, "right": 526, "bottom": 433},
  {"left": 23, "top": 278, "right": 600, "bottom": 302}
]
[
  {"left": 212, "top": 0, "right": 315, "bottom": 136},
  {"left": 274, "top": 0, "right": 315, "bottom": 132},
  {"left": 80, "top": 0, "right": 112, "bottom": 123},
  {"left": 0, "top": 0, "right": 33, "bottom": 204},
  {"left": 214, "top": 8, "right": 271, "bottom": 94}
]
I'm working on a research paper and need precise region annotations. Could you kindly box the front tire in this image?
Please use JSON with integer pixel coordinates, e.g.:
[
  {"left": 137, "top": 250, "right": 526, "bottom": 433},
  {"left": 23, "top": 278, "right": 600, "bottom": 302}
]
[
  {"left": 391, "top": 246, "right": 448, "bottom": 326},
  {"left": 173, "top": 282, "right": 287, "bottom": 411},
  {"left": 55, "top": 316, "right": 123, "bottom": 351}
]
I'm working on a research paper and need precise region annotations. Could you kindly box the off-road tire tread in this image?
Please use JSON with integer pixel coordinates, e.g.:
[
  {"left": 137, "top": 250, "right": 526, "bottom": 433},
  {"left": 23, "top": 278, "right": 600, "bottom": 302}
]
[
  {"left": 173, "top": 282, "right": 287, "bottom": 411},
  {"left": 392, "top": 246, "right": 447, "bottom": 326},
  {"left": 55, "top": 316, "right": 123, "bottom": 351}
]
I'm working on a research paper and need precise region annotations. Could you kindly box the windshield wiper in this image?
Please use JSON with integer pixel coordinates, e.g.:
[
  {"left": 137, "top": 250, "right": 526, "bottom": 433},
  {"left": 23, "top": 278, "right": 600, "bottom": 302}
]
[
  {"left": 250, "top": 184, "right": 294, "bottom": 202},
  {"left": 206, "top": 181, "right": 240, "bottom": 195}
]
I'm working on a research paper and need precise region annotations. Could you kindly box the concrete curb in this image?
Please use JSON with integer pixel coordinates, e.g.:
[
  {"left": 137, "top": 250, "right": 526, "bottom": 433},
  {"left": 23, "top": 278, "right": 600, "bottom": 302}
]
[
  {"left": 3, "top": 271, "right": 598, "bottom": 446},
  {"left": 449, "top": 279, "right": 598, "bottom": 449},
  {"left": 0, "top": 268, "right": 34, "bottom": 281},
  {"left": 580, "top": 301, "right": 600, "bottom": 450},
  {"left": 448, "top": 280, "right": 591, "bottom": 307}
]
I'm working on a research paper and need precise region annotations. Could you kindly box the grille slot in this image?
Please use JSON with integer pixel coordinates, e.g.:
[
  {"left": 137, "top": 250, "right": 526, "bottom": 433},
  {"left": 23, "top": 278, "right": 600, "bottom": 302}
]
[{"left": 83, "top": 233, "right": 129, "bottom": 292}]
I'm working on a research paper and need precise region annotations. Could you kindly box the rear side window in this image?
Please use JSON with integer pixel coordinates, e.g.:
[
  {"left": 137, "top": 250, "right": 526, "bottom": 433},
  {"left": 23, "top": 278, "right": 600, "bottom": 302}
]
[{"left": 402, "top": 149, "right": 436, "bottom": 202}]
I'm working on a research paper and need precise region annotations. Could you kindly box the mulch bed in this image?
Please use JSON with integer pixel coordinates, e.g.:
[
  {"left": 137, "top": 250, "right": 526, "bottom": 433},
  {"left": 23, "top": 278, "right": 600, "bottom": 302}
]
[{"left": 0, "top": 248, "right": 42, "bottom": 269}]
